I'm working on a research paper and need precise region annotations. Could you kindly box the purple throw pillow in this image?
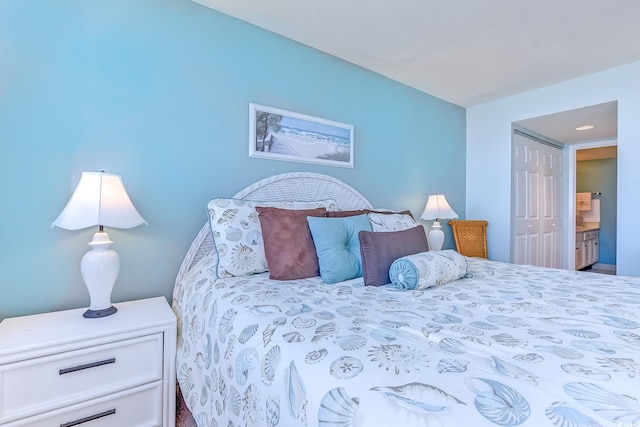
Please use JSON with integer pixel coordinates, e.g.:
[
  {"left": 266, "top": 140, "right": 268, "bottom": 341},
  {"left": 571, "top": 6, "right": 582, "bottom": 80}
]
[{"left": 358, "top": 225, "right": 429, "bottom": 286}]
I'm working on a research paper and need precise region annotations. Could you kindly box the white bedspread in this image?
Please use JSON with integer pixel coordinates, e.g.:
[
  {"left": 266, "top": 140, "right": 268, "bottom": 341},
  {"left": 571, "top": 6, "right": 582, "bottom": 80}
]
[{"left": 174, "top": 257, "right": 640, "bottom": 427}]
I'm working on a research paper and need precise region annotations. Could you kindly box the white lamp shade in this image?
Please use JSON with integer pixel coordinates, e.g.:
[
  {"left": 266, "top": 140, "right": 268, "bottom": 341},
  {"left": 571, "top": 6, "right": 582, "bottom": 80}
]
[
  {"left": 52, "top": 171, "right": 147, "bottom": 230},
  {"left": 420, "top": 194, "right": 458, "bottom": 221}
]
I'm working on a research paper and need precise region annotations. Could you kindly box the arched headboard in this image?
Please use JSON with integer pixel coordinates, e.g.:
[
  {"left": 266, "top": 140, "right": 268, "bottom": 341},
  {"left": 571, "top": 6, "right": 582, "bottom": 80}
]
[{"left": 174, "top": 172, "right": 373, "bottom": 289}]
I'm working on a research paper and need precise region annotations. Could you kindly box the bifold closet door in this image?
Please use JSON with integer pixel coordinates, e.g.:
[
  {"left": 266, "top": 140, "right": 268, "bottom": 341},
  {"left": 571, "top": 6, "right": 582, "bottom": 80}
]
[{"left": 511, "top": 131, "right": 563, "bottom": 268}]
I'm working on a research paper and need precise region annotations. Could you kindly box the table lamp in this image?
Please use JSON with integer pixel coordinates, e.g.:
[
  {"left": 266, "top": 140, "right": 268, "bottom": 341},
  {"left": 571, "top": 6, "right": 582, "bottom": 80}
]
[
  {"left": 52, "top": 171, "right": 147, "bottom": 318},
  {"left": 420, "top": 194, "right": 458, "bottom": 251}
]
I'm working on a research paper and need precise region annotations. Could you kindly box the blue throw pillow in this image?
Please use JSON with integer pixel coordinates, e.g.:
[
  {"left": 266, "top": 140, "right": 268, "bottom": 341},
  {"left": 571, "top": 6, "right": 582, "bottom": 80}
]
[{"left": 307, "top": 214, "right": 372, "bottom": 284}]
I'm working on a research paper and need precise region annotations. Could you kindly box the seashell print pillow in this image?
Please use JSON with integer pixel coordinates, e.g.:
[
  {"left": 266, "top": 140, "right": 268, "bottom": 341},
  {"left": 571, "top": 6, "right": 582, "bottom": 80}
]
[
  {"left": 207, "top": 198, "right": 338, "bottom": 278},
  {"left": 389, "top": 249, "right": 468, "bottom": 290},
  {"left": 368, "top": 212, "right": 419, "bottom": 232}
]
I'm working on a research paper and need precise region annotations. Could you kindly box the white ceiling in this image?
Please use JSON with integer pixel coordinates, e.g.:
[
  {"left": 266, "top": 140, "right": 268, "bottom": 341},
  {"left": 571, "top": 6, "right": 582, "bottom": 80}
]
[
  {"left": 515, "top": 101, "right": 618, "bottom": 145},
  {"left": 194, "top": 0, "right": 640, "bottom": 108}
]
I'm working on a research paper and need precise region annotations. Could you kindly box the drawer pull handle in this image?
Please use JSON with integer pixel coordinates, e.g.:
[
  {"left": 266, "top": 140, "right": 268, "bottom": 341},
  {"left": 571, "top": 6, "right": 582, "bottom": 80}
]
[
  {"left": 60, "top": 409, "right": 116, "bottom": 427},
  {"left": 59, "top": 358, "right": 115, "bottom": 375}
]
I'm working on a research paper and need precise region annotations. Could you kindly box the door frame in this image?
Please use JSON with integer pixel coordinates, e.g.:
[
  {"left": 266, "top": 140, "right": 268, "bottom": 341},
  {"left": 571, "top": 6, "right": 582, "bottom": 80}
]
[{"left": 564, "top": 139, "right": 618, "bottom": 270}]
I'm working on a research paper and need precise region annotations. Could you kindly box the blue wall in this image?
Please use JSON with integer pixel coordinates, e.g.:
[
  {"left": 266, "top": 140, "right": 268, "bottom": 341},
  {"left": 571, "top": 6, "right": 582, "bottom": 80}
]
[
  {"left": 576, "top": 158, "right": 617, "bottom": 265},
  {"left": 0, "top": 0, "right": 465, "bottom": 320}
]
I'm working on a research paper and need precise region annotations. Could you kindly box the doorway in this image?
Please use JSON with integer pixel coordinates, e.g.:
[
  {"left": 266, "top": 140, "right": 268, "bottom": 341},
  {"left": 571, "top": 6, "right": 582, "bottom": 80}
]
[
  {"left": 512, "top": 101, "right": 618, "bottom": 270},
  {"left": 574, "top": 144, "right": 618, "bottom": 273}
]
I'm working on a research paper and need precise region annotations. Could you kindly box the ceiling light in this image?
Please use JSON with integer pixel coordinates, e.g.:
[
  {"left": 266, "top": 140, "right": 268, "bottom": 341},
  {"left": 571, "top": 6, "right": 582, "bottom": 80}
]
[{"left": 576, "top": 125, "right": 595, "bottom": 131}]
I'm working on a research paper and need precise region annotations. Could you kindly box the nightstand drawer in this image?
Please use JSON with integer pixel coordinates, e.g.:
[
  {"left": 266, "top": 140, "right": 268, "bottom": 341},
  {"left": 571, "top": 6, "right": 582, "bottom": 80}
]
[
  {"left": 5, "top": 381, "right": 163, "bottom": 427},
  {"left": 0, "top": 333, "right": 163, "bottom": 422}
]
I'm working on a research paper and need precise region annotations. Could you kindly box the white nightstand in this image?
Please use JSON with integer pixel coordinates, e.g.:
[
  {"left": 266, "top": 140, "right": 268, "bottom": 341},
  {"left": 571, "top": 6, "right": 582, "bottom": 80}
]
[{"left": 0, "top": 297, "right": 176, "bottom": 426}]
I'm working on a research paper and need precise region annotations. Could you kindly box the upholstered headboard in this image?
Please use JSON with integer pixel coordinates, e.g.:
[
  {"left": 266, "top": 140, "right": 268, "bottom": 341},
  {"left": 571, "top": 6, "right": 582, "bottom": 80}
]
[{"left": 174, "top": 172, "right": 373, "bottom": 288}]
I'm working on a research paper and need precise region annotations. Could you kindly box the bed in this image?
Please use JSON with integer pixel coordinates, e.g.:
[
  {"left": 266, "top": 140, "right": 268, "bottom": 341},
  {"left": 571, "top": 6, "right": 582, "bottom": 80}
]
[{"left": 173, "top": 172, "right": 640, "bottom": 427}]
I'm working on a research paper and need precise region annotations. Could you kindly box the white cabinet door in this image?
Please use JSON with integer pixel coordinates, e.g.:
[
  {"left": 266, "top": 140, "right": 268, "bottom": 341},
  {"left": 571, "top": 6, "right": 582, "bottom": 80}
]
[
  {"left": 575, "top": 236, "right": 585, "bottom": 269},
  {"left": 574, "top": 230, "right": 599, "bottom": 270}
]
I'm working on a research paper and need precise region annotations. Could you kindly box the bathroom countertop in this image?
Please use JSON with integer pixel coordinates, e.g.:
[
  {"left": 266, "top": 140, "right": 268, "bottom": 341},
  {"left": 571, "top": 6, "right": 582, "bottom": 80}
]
[{"left": 576, "top": 223, "right": 600, "bottom": 232}]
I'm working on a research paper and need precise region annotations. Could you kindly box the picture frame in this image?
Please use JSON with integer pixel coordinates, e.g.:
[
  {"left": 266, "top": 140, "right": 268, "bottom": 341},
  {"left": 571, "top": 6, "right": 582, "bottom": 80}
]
[{"left": 249, "top": 103, "right": 354, "bottom": 168}]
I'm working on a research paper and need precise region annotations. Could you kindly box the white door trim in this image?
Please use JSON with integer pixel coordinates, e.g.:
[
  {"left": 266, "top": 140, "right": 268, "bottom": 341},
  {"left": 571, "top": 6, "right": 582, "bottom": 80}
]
[{"left": 564, "top": 139, "right": 617, "bottom": 271}]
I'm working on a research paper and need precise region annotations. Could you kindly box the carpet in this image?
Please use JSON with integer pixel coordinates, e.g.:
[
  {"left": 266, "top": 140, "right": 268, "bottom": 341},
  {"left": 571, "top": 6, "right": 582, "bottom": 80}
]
[{"left": 176, "top": 384, "right": 197, "bottom": 427}]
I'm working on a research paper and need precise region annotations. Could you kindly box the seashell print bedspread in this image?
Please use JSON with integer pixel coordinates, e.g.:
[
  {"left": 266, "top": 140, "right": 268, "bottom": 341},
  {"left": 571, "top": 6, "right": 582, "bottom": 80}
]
[{"left": 173, "top": 256, "right": 640, "bottom": 426}]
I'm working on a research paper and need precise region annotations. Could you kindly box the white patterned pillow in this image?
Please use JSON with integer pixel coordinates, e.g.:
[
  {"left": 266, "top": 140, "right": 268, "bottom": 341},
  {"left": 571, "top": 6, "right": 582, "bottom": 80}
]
[
  {"left": 208, "top": 198, "right": 338, "bottom": 278},
  {"left": 389, "top": 249, "right": 468, "bottom": 290},
  {"left": 368, "top": 212, "right": 419, "bottom": 231}
]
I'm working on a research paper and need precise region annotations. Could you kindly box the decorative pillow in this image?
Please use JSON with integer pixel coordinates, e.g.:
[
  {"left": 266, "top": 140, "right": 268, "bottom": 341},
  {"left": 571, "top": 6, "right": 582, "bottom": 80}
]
[
  {"left": 358, "top": 225, "right": 429, "bottom": 286},
  {"left": 389, "top": 249, "right": 468, "bottom": 290},
  {"left": 307, "top": 214, "right": 372, "bottom": 284},
  {"left": 326, "top": 209, "right": 370, "bottom": 218},
  {"left": 207, "top": 198, "right": 338, "bottom": 278},
  {"left": 327, "top": 209, "right": 413, "bottom": 218},
  {"left": 368, "top": 212, "right": 419, "bottom": 231},
  {"left": 257, "top": 206, "right": 327, "bottom": 281}
]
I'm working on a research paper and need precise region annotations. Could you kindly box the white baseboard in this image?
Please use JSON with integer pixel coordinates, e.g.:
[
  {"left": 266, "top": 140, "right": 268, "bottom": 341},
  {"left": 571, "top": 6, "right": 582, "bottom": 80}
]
[{"left": 592, "top": 262, "right": 616, "bottom": 272}]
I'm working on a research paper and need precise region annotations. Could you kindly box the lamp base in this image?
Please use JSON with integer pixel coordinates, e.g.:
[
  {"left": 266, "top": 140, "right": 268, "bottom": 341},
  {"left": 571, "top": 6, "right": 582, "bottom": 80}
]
[
  {"left": 428, "top": 220, "right": 445, "bottom": 251},
  {"left": 83, "top": 306, "right": 118, "bottom": 318},
  {"left": 81, "top": 231, "right": 120, "bottom": 319}
]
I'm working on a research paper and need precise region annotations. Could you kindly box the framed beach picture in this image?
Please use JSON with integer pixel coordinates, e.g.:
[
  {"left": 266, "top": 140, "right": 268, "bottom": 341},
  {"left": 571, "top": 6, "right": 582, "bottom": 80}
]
[{"left": 249, "top": 103, "right": 354, "bottom": 168}]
